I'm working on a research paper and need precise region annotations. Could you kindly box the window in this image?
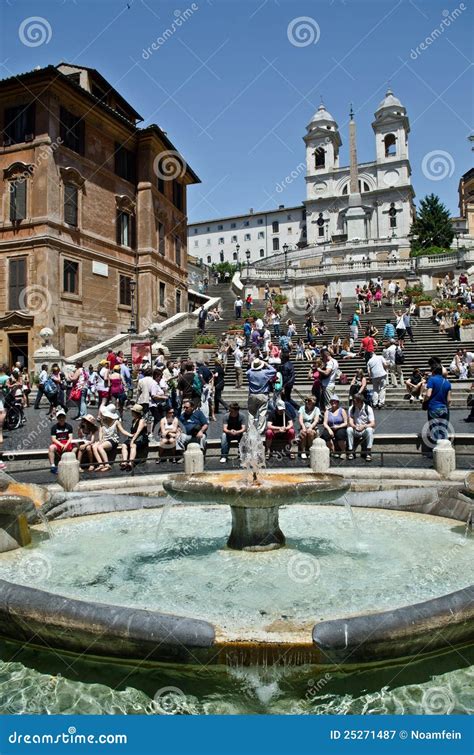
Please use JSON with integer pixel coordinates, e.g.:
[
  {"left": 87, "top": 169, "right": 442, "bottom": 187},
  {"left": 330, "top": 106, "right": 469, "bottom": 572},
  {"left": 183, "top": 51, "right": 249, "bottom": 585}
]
[
  {"left": 159, "top": 282, "right": 165, "bottom": 308},
  {"left": 219, "top": 251, "right": 224, "bottom": 262},
  {"left": 231, "top": 235, "right": 237, "bottom": 243},
  {"left": 194, "top": 228, "right": 198, "bottom": 234},
  {"left": 175, "top": 237, "right": 182, "bottom": 266},
  {"left": 158, "top": 222, "right": 165, "bottom": 255},
  {"left": 287, "top": 214, "right": 292, "bottom": 220},
  {"left": 116, "top": 210, "right": 134, "bottom": 247},
  {"left": 318, "top": 226, "right": 324, "bottom": 237},
  {"left": 389, "top": 202, "right": 398, "bottom": 228},
  {"left": 114, "top": 143, "right": 135, "bottom": 182},
  {"left": 175, "top": 289, "right": 181, "bottom": 313},
  {"left": 272, "top": 221, "right": 279, "bottom": 233},
  {"left": 231, "top": 222, "right": 236, "bottom": 229},
  {"left": 232, "top": 252, "right": 237, "bottom": 260},
  {"left": 315, "top": 147, "right": 325, "bottom": 168},
  {"left": 258, "top": 231, "right": 264, "bottom": 239},
  {"left": 59, "top": 107, "right": 84, "bottom": 154},
  {"left": 272, "top": 238, "right": 279, "bottom": 251},
  {"left": 244, "top": 220, "right": 249, "bottom": 227},
  {"left": 172, "top": 181, "right": 184, "bottom": 211},
  {"left": 343, "top": 180, "right": 370, "bottom": 195},
  {"left": 206, "top": 226, "right": 211, "bottom": 232},
  {"left": 207, "top": 255, "right": 211, "bottom": 263},
  {"left": 4, "top": 103, "right": 35, "bottom": 144},
  {"left": 217, "top": 224, "right": 223, "bottom": 231},
  {"left": 219, "top": 237, "right": 225, "bottom": 244},
  {"left": 259, "top": 249, "right": 264, "bottom": 258},
  {"left": 9, "top": 180, "right": 27, "bottom": 222},
  {"left": 257, "top": 219, "right": 263, "bottom": 225},
  {"left": 244, "top": 233, "right": 251, "bottom": 241},
  {"left": 63, "top": 259, "right": 79, "bottom": 294},
  {"left": 119, "top": 275, "right": 131, "bottom": 306},
  {"left": 194, "top": 240, "right": 199, "bottom": 248},
  {"left": 64, "top": 184, "right": 78, "bottom": 226},
  {"left": 288, "top": 227, "right": 292, "bottom": 233},
  {"left": 384, "top": 133, "right": 396, "bottom": 157},
  {"left": 8, "top": 257, "right": 26, "bottom": 310}
]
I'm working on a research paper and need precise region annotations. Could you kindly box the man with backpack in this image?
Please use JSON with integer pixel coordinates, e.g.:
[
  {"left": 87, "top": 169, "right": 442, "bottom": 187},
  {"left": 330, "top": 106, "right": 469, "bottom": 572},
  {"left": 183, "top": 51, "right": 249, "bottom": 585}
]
[{"left": 34, "top": 364, "right": 49, "bottom": 410}]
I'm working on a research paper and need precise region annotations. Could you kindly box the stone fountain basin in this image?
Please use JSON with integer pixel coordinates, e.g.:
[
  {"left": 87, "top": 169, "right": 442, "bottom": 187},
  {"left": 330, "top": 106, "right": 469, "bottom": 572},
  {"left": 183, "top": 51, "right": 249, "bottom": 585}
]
[
  {"left": 162, "top": 471, "right": 350, "bottom": 507},
  {"left": 0, "top": 486, "right": 471, "bottom": 668}
]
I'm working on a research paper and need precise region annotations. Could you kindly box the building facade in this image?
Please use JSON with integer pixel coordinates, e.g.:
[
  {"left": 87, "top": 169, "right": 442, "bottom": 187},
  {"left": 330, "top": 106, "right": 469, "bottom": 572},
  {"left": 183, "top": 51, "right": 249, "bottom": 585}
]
[
  {"left": 188, "top": 204, "right": 307, "bottom": 266},
  {"left": 453, "top": 168, "right": 474, "bottom": 237},
  {"left": 304, "top": 90, "right": 415, "bottom": 248},
  {"left": 0, "top": 63, "right": 199, "bottom": 368}
]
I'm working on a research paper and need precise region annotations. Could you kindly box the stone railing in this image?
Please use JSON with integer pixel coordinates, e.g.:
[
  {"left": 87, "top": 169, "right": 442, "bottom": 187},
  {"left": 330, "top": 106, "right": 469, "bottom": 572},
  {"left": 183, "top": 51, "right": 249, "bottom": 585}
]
[{"left": 64, "top": 295, "right": 221, "bottom": 365}]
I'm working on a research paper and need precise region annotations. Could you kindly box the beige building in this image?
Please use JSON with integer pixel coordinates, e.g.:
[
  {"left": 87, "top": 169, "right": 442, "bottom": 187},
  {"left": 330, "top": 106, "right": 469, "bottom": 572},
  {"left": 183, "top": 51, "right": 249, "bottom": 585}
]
[
  {"left": 0, "top": 63, "right": 199, "bottom": 368},
  {"left": 455, "top": 168, "right": 474, "bottom": 237}
]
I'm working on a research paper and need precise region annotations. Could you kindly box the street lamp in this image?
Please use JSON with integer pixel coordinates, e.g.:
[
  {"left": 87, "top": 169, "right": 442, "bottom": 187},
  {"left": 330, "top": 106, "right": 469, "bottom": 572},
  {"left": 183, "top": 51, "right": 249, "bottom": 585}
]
[
  {"left": 235, "top": 243, "right": 240, "bottom": 270},
  {"left": 245, "top": 248, "right": 251, "bottom": 278},
  {"left": 128, "top": 278, "right": 137, "bottom": 334},
  {"left": 283, "top": 243, "right": 289, "bottom": 284}
]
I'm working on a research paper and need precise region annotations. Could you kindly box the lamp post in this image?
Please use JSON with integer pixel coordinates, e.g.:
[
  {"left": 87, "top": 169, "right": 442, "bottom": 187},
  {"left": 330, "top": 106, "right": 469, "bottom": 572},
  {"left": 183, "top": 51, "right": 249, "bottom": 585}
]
[
  {"left": 235, "top": 243, "right": 240, "bottom": 271},
  {"left": 128, "top": 278, "right": 137, "bottom": 334},
  {"left": 283, "top": 243, "right": 289, "bottom": 284},
  {"left": 245, "top": 248, "right": 251, "bottom": 279}
]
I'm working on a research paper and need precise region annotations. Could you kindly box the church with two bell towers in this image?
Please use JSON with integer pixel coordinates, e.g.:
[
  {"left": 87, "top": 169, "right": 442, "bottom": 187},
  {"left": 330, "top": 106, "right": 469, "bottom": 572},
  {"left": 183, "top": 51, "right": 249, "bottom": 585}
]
[{"left": 304, "top": 89, "right": 415, "bottom": 254}]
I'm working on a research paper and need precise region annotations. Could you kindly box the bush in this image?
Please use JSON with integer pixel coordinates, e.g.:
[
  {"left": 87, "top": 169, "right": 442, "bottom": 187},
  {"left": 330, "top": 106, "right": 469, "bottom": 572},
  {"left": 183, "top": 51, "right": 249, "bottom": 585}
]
[
  {"left": 249, "top": 309, "right": 264, "bottom": 320},
  {"left": 193, "top": 334, "right": 218, "bottom": 347},
  {"left": 273, "top": 293, "right": 288, "bottom": 305}
]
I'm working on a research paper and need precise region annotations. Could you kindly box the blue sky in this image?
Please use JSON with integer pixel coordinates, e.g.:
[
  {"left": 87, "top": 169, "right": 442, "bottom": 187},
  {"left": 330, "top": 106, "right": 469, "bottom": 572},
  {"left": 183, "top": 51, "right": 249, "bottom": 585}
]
[{"left": 1, "top": 0, "right": 472, "bottom": 221}]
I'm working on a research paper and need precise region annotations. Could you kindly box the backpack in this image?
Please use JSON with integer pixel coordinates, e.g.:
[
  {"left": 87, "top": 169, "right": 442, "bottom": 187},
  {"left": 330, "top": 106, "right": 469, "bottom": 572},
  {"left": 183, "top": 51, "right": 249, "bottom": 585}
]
[
  {"left": 192, "top": 372, "right": 203, "bottom": 397},
  {"left": 44, "top": 377, "right": 58, "bottom": 399},
  {"left": 395, "top": 347, "right": 405, "bottom": 365}
]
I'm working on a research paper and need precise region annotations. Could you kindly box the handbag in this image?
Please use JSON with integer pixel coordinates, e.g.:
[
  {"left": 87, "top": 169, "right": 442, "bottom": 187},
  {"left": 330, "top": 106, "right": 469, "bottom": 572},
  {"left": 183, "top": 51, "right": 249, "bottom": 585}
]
[{"left": 70, "top": 386, "right": 82, "bottom": 402}]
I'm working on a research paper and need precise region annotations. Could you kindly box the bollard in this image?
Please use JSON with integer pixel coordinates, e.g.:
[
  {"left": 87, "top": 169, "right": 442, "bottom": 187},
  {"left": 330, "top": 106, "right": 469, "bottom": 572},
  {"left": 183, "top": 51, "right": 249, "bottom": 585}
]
[
  {"left": 310, "top": 437, "right": 330, "bottom": 474},
  {"left": 184, "top": 444, "right": 204, "bottom": 475},
  {"left": 57, "top": 452, "right": 80, "bottom": 491},
  {"left": 433, "top": 439, "right": 456, "bottom": 478}
]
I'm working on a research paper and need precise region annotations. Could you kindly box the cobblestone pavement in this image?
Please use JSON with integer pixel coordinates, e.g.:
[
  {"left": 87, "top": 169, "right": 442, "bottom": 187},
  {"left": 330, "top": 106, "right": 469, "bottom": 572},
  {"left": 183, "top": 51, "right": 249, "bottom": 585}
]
[{"left": 1, "top": 404, "right": 472, "bottom": 485}]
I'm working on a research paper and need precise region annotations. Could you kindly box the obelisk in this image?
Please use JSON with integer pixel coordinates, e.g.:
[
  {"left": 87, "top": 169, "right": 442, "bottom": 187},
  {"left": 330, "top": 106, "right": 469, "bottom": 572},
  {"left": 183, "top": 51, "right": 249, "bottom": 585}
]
[{"left": 345, "top": 104, "right": 366, "bottom": 241}]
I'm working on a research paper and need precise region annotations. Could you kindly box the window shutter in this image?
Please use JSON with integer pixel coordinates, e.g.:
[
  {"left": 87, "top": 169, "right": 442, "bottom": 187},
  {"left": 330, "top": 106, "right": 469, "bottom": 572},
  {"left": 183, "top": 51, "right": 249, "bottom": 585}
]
[
  {"left": 9, "top": 257, "right": 26, "bottom": 310},
  {"left": 10, "top": 181, "right": 26, "bottom": 221},
  {"left": 64, "top": 185, "right": 78, "bottom": 226},
  {"left": 116, "top": 211, "right": 122, "bottom": 245}
]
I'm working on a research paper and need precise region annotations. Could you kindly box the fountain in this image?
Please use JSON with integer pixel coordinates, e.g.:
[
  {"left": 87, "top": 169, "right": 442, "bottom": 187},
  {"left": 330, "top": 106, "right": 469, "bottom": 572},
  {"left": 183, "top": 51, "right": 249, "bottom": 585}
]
[{"left": 163, "top": 417, "right": 349, "bottom": 551}]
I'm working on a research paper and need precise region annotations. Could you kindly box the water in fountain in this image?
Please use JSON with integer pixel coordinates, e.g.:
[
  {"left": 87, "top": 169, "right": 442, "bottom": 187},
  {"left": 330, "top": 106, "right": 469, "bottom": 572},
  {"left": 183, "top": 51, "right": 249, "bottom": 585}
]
[
  {"left": 239, "top": 414, "right": 266, "bottom": 484},
  {"left": 37, "top": 508, "right": 54, "bottom": 540}
]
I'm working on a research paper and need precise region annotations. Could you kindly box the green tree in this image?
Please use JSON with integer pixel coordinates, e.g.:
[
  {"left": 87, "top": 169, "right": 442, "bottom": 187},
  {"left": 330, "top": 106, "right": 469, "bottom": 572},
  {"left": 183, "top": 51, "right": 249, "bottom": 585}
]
[{"left": 409, "top": 194, "right": 454, "bottom": 255}]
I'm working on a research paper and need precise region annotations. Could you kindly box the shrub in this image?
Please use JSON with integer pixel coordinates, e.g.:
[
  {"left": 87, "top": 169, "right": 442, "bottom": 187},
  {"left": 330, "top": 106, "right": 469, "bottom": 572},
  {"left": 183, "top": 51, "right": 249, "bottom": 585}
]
[{"left": 193, "top": 334, "right": 218, "bottom": 347}]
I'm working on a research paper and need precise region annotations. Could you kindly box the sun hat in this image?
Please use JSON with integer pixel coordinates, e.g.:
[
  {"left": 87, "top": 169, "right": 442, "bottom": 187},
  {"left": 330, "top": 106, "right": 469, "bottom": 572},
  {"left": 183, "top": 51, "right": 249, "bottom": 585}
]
[
  {"left": 276, "top": 399, "right": 286, "bottom": 410},
  {"left": 330, "top": 395, "right": 340, "bottom": 403},
  {"left": 56, "top": 408, "right": 66, "bottom": 417},
  {"left": 251, "top": 358, "right": 264, "bottom": 370},
  {"left": 82, "top": 414, "right": 98, "bottom": 428},
  {"left": 113, "top": 364, "right": 121, "bottom": 372},
  {"left": 101, "top": 404, "right": 120, "bottom": 420},
  {"left": 99, "top": 359, "right": 108, "bottom": 367},
  {"left": 131, "top": 403, "right": 144, "bottom": 415}
]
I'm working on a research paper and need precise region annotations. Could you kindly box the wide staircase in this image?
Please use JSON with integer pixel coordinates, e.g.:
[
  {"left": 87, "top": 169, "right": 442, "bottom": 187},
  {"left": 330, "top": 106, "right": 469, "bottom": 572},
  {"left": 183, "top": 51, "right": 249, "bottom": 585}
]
[{"left": 158, "top": 282, "right": 473, "bottom": 409}]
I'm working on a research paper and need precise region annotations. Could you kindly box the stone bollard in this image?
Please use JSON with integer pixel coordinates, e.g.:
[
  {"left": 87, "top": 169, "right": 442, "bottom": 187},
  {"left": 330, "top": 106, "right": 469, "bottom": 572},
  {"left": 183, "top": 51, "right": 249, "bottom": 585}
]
[
  {"left": 184, "top": 444, "right": 204, "bottom": 475},
  {"left": 433, "top": 439, "right": 456, "bottom": 478},
  {"left": 310, "top": 437, "right": 330, "bottom": 474},
  {"left": 57, "top": 452, "right": 80, "bottom": 491}
]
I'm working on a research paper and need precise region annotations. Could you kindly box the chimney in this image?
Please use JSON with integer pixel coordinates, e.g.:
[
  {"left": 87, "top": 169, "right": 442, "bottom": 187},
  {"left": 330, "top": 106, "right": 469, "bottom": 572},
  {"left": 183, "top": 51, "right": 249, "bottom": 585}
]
[{"left": 279, "top": 204, "right": 284, "bottom": 209}]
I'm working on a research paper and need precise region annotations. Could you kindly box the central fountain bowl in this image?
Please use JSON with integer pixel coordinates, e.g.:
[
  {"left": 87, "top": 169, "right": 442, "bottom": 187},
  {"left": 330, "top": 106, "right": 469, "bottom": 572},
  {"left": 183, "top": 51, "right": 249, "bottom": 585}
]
[{"left": 163, "top": 471, "right": 349, "bottom": 551}]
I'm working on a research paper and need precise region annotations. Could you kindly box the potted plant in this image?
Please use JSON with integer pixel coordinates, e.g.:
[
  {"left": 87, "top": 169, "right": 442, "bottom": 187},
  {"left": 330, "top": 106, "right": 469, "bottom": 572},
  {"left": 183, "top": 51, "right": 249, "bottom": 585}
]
[
  {"left": 192, "top": 334, "right": 218, "bottom": 349},
  {"left": 227, "top": 321, "right": 244, "bottom": 335}
]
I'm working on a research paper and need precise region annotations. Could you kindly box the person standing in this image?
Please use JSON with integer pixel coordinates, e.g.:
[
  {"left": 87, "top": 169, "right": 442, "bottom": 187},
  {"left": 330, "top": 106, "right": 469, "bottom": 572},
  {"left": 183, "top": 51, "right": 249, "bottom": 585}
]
[
  {"left": 69, "top": 361, "right": 88, "bottom": 420},
  {"left": 213, "top": 358, "right": 228, "bottom": 415},
  {"left": 367, "top": 349, "right": 388, "bottom": 409},
  {"left": 197, "top": 305, "right": 207, "bottom": 334},
  {"left": 235, "top": 296, "right": 243, "bottom": 320},
  {"left": 319, "top": 349, "right": 339, "bottom": 409},
  {"left": 234, "top": 343, "right": 244, "bottom": 389},
  {"left": 359, "top": 328, "right": 377, "bottom": 364},
  {"left": 403, "top": 309, "right": 414, "bottom": 343},
  {"left": 424, "top": 364, "right": 451, "bottom": 446},
  {"left": 34, "top": 364, "right": 48, "bottom": 410},
  {"left": 334, "top": 291, "right": 342, "bottom": 321},
  {"left": 246, "top": 358, "right": 277, "bottom": 434}
]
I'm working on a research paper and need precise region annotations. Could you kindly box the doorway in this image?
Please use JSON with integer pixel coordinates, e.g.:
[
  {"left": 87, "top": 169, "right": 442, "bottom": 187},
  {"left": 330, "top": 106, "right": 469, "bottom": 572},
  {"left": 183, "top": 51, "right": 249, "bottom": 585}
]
[{"left": 8, "top": 332, "right": 29, "bottom": 369}]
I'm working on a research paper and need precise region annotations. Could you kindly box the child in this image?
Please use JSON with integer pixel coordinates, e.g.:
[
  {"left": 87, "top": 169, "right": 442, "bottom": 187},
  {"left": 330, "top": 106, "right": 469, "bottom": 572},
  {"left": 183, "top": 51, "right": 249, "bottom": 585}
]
[{"left": 295, "top": 338, "right": 304, "bottom": 361}]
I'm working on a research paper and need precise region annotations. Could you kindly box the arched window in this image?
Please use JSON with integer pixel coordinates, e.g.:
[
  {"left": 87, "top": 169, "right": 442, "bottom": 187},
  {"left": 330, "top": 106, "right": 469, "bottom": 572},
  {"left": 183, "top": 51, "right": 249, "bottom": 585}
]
[
  {"left": 219, "top": 250, "right": 224, "bottom": 262},
  {"left": 232, "top": 252, "right": 237, "bottom": 260},
  {"left": 384, "top": 134, "right": 396, "bottom": 157},
  {"left": 342, "top": 179, "right": 371, "bottom": 195},
  {"left": 259, "top": 249, "right": 264, "bottom": 257},
  {"left": 388, "top": 202, "right": 398, "bottom": 228},
  {"left": 207, "top": 255, "right": 211, "bottom": 263},
  {"left": 315, "top": 147, "right": 325, "bottom": 168}
]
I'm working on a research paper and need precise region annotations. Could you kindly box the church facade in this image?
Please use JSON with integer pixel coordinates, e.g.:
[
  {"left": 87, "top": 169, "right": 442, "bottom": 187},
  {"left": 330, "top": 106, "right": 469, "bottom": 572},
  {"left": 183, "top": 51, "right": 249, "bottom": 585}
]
[{"left": 304, "top": 90, "right": 415, "bottom": 251}]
